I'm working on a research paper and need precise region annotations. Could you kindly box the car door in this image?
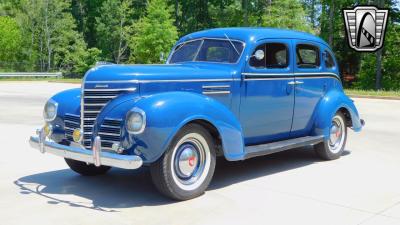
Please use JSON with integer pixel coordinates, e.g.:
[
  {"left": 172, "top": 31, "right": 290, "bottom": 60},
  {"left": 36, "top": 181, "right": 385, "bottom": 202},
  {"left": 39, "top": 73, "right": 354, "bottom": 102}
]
[
  {"left": 291, "top": 40, "right": 325, "bottom": 137},
  {"left": 240, "top": 39, "right": 295, "bottom": 145}
]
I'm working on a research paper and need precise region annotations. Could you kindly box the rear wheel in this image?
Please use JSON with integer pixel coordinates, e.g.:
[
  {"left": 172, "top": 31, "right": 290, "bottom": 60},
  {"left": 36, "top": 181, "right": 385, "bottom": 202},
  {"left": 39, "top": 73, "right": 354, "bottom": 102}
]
[
  {"left": 65, "top": 158, "right": 111, "bottom": 176},
  {"left": 150, "top": 124, "right": 216, "bottom": 200},
  {"left": 315, "top": 112, "right": 347, "bottom": 160}
]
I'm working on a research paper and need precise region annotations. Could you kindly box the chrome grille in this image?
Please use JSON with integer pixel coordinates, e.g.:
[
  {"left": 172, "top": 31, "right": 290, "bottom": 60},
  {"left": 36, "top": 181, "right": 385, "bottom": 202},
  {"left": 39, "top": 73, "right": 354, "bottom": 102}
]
[
  {"left": 99, "top": 118, "right": 123, "bottom": 150},
  {"left": 64, "top": 113, "right": 80, "bottom": 142},
  {"left": 82, "top": 88, "right": 134, "bottom": 149}
]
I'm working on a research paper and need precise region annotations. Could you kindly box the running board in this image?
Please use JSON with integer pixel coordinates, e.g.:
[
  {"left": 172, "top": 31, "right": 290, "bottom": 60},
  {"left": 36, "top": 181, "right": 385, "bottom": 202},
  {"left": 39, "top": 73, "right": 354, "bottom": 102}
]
[{"left": 244, "top": 135, "right": 324, "bottom": 159}]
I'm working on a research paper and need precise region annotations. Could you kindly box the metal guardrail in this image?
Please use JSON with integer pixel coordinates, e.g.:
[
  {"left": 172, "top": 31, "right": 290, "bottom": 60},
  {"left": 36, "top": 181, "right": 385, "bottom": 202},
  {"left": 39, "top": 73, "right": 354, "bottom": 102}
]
[{"left": 0, "top": 72, "right": 63, "bottom": 78}]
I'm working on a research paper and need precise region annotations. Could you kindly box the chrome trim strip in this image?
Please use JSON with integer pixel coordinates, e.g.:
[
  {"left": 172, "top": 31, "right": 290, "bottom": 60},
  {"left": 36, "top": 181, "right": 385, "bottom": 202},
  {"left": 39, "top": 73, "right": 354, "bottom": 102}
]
[
  {"left": 64, "top": 120, "right": 80, "bottom": 125},
  {"left": 100, "top": 124, "right": 121, "bottom": 129},
  {"left": 244, "top": 77, "right": 294, "bottom": 81},
  {"left": 29, "top": 135, "right": 142, "bottom": 170},
  {"left": 85, "top": 88, "right": 137, "bottom": 91},
  {"left": 84, "top": 96, "right": 117, "bottom": 99},
  {"left": 203, "top": 91, "right": 231, "bottom": 95},
  {"left": 104, "top": 117, "right": 123, "bottom": 121},
  {"left": 202, "top": 85, "right": 230, "bottom": 88},
  {"left": 139, "top": 79, "right": 234, "bottom": 83},
  {"left": 65, "top": 113, "right": 80, "bottom": 117},
  {"left": 85, "top": 80, "right": 139, "bottom": 84},
  {"left": 242, "top": 72, "right": 340, "bottom": 80},
  {"left": 84, "top": 103, "right": 106, "bottom": 106},
  {"left": 85, "top": 78, "right": 241, "bottom": 84},
  {"left": 84, "top": 110, "right": 101, "bottom": 113},
  {"left": 84, "top": 118, "right": 96, "bottom": 121},
  {"left": 242, "top": 72, "right": 339, "bottom": 77},
  {"left": 242, "top": 73, "right": 293, "bottom": 76},
  {"left": 98, "top": 132, "right": 120, "bottom": 136}
]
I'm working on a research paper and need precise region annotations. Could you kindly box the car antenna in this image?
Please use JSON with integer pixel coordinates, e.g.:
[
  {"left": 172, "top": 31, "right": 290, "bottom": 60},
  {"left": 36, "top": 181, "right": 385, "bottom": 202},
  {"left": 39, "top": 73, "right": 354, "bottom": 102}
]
[{"left": 224, "top": 33, "right": 240, "bottom": 56}]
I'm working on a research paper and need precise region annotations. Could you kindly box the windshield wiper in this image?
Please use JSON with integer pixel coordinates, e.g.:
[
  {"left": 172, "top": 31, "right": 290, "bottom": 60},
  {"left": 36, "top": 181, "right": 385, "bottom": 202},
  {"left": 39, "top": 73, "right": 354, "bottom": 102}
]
[{"left": 224, "top": 33, "right": 240, "bottom": 56}]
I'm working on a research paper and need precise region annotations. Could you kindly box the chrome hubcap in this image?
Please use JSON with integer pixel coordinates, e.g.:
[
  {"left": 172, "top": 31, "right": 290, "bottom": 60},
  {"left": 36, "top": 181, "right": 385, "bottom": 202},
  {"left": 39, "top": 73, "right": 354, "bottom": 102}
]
[
  {"left": 176, "top": 144, "right": 199, "bottom": 178},
  {"left": 171, "top": 133, "right": 211, "bottom": 191},
  {"left": 329, "top": 116, "right": 344, "bottom": 153}
]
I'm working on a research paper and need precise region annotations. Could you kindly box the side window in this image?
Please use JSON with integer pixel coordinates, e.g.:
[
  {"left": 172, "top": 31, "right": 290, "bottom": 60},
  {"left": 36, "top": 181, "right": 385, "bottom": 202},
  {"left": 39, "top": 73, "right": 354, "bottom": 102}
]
[
  {"left": 296, "top": 44, "right": 320, "bottom": 68},
  {"left": 324, "top": 50, "right": 335, "bottom": 69},
  {"left": 250, "top": 43, "right": 289, "bottom": 69}
]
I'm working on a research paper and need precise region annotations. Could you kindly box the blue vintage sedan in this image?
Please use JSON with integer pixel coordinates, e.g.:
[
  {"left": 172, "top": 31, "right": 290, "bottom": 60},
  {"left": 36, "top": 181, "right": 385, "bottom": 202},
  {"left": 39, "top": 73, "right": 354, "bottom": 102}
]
[{"left": 30, "top": 28, "right": 364, "bottom": 200}]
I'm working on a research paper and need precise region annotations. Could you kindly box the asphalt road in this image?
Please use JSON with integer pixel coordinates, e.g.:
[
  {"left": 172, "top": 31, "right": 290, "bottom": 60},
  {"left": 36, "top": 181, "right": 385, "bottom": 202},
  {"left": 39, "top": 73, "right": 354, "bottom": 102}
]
[{"left": 1, "top": 82, "right": 399, "bottom": 225}]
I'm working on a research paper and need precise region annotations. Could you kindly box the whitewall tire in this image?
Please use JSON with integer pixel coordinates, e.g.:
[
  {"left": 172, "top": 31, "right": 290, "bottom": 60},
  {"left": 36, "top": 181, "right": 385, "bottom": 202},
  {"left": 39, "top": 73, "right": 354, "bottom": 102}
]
[
  {"left": 150, "top": 123, "right": 216, "bottom": 200},
  {"left": 315, "top": 111, "right": 348, "bottom": 160}
]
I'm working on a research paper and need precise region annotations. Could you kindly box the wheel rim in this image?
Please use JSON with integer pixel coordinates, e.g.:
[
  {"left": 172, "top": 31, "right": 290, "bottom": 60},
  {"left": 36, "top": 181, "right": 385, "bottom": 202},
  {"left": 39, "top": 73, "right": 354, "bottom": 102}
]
[
  {"left": 329, "top": 115, "right": 345, "bottom": 153},
  {"left": 170, "top": 133, "right": 210, "bottom": 191}
]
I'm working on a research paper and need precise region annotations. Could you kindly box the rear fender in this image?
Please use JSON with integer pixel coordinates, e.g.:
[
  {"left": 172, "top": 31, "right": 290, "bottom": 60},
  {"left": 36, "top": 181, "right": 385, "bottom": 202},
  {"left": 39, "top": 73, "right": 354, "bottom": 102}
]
[{"left": 313, "top": 90, "right": 363, "bottom": 138}]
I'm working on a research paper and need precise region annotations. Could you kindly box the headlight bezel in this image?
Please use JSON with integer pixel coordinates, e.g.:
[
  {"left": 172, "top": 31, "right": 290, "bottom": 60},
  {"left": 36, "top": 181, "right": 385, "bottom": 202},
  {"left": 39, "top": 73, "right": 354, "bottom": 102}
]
[
  {"left": 126, "top": 107, "right": 146, "bottom": 134},
  {"left": 43, "top": 99, "right": 58, "bottom": 122}
]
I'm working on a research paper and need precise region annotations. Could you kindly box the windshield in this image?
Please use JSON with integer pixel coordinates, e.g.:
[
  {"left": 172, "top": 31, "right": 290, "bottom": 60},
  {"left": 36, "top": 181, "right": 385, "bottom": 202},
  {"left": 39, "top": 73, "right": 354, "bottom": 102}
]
[{"left": 168, "top": 39, "right": 245, "bottom": 64}]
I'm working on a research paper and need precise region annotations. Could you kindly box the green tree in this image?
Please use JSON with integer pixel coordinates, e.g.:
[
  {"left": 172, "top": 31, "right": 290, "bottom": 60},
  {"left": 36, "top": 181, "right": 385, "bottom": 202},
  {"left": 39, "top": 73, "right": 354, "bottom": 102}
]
[
  {"left": 95, "top": 0, "right": 134, "bottom": 63},
  {"left": 262, "top": 0, "right": 313, "bottom": 33},
  {"left": 129, "top": 0, "right": 178, "bottom": 64},
  {"left": 0, "top": 16, "right": 22, "bottom": 70}
]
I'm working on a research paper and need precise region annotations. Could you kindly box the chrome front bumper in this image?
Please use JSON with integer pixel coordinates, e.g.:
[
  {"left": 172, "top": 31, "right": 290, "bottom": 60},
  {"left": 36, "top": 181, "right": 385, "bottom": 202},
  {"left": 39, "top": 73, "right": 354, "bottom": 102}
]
[{"left": 29, "top": 128, "right": 143, "bottom": 170}]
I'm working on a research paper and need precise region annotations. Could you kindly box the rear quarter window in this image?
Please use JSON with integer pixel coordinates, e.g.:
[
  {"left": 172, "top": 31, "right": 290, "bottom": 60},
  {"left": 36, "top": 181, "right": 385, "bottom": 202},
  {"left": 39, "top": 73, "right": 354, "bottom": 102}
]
[{"left": 296, "top": 44, "right": 320, "bottom": 68}]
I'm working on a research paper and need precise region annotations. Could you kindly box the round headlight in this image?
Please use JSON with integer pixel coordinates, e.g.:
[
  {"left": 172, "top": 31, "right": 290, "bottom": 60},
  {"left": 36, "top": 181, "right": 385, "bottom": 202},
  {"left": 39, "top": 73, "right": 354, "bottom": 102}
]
[
  {"left": 43, "top": 100, "right": 58, "bottom": 122},
  {"left": 126, "top": 108, "right": 146, "bottom": 134}
]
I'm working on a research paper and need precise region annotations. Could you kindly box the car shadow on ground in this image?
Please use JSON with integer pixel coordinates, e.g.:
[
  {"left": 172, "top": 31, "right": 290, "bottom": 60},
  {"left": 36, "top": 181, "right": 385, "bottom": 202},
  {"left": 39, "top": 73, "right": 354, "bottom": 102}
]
[{"left": 15, "top": 147, "right": 350, "bottom": 211}]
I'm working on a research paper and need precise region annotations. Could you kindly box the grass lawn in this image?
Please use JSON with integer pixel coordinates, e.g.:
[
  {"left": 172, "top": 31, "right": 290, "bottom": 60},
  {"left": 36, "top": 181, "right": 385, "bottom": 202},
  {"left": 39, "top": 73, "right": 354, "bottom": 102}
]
[{"left": 345, "top": 89, "right": 400, "bottom": 98}]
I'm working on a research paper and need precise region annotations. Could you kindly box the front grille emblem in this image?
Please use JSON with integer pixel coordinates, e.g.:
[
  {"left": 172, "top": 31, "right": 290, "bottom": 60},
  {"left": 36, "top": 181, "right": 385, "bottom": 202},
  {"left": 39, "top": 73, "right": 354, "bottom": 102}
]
[{"left": 95, "top": 84, "right": 109, "bottom": 88}]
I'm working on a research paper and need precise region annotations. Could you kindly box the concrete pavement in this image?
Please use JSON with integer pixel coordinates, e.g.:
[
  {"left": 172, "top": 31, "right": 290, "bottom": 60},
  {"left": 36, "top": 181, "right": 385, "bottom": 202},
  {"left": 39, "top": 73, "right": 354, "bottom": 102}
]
[{"left": 0, "top": 82, "right": 399, "bottom": 225}]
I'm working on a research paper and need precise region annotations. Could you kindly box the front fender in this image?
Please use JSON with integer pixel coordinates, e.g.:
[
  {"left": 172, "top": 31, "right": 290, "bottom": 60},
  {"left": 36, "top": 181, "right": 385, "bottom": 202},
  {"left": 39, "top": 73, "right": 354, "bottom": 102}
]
[
  {"left": 110, "top": 91, "right": 245, "bottom": 163},
  {"left": 313, "top": 90, "right": 363, "bottom": 138},
  {"left": 50, "top": 88, "right": 81, "bottom": 118},
  {"left": 46, "top": 88, "right": 81, "bottom": 142}
]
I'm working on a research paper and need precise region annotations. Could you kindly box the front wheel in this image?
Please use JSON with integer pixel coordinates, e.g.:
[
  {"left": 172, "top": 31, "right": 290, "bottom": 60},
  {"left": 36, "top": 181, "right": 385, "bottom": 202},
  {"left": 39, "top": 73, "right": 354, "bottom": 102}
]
[
  {"left": 314, "top": 111, "right": 347, "bottom": 160},
  {"left": 150, "top": 124, "right": 216, "bottom": 200}
]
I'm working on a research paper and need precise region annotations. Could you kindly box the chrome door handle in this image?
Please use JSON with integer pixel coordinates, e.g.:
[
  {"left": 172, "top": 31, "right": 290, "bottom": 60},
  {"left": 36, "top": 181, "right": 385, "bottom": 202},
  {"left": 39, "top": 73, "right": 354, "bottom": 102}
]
[{"left": 288, "top": 81, "right": 304, "bottom": 85}]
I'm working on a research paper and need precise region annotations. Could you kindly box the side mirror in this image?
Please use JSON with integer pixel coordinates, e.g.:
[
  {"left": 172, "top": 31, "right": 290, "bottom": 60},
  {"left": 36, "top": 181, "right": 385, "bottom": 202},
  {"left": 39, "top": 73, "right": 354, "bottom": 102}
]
[
  {"left": 253, "top": 49, "right": 265, "bottom": 61},
  {"left": 160, "top": 52, "right": 165, "bottom": 62}
]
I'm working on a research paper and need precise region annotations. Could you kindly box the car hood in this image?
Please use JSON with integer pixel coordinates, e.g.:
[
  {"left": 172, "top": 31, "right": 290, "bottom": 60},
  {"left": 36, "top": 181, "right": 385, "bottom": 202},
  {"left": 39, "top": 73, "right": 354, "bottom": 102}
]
[{"left": 84, "top": 63, "right": 237, "bottom": 83}]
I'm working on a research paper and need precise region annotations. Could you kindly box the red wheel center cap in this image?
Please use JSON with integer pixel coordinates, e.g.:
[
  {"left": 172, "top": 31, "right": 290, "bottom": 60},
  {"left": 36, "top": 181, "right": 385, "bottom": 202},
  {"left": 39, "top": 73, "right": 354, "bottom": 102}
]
[{"left": 188, "top": 156, "right": 196, "bottom": 167}]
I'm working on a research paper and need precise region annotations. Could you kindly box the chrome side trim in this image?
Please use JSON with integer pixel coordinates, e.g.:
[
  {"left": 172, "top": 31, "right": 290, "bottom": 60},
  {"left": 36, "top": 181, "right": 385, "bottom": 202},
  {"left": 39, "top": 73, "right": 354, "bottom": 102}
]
[
  {"left": 85, "top": 88, "right": 137, "bottom": 91},
  {"left": 139, "top": 79, "right": 234, "bottom": 83},
  {"left": 85, "top": 78, "right": 241, "bottom": 84},
  {"left": 242, "top": 72, "right": 340, "bottom": 81},
  {"left": 29, "top": 134, "right": 142, "bottom": 170},
  {"left": 203, "top": 91, "right": 231, "bottom": 95},
  {"left": 84, "top": 96, "right": 117, "bottom": 99},
  {"left": 202, "top": 85, "right": 230, "bottom": 88},
  {"left": 85, "top": 80, "right": 140, "bottom": 84},
  {"left": 244, "top": 77, "right": 294, "bottom": 81}
]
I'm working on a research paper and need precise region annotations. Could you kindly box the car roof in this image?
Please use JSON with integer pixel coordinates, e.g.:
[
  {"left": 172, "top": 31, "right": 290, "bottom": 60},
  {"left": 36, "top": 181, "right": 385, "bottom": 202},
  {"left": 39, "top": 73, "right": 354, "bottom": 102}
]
[{"left": 178, "top": 27, "right": 330, "bottom": 47}]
